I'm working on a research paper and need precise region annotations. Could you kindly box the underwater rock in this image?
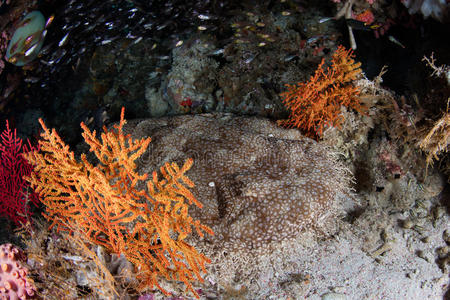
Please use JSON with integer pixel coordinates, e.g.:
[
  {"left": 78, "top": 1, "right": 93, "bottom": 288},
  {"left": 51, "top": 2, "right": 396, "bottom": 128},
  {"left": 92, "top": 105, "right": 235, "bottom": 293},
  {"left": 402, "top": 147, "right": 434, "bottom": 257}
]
[
  {"left": 124, "top": 113, "right": 353, "bottom": 252},
  {"left": 145, "top": 86, "right": 169, "bottom": 117},
  {"left": 167, "top": 39, "right": 219, "bottom": 113}
]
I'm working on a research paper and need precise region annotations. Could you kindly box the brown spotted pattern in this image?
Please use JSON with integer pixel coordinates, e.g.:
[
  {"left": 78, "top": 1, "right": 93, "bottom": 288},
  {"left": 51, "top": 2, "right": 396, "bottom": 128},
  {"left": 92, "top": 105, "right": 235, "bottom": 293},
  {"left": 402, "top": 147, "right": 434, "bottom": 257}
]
[{"left": 124, "top": 113, "right": 351, "bottom": 251}]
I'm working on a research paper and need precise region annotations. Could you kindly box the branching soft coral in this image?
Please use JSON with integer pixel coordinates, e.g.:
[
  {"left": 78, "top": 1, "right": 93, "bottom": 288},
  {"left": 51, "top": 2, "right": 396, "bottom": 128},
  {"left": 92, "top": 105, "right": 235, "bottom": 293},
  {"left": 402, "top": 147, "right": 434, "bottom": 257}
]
[
  {"left": 0, "top": 120, "right": 40, "bottom": 226},
  {"left": 278, "top": 46, "right": 365, "bottom": 139},
  {"left": 419, "top": 100, "right": 450, "bottom": 170},
  {"left": 24, "top": 108, "right": 213, "bottom": 298}
]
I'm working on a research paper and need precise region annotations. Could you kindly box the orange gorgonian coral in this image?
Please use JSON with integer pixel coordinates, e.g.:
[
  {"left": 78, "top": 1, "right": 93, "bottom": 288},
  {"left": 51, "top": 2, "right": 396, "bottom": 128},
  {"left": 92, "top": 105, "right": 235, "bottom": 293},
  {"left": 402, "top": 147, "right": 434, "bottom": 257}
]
[
  {"left": 24, "top": 108, "right": 213, "bottom": 298},
  {"left": 278, "top": 45, "right": 365, "bottom": 139}
]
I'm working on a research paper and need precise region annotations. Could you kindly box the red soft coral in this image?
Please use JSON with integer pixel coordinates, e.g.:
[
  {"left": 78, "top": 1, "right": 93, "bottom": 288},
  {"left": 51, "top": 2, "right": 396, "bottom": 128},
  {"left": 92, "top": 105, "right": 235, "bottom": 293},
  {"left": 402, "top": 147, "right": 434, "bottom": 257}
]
[{"left": 0, "top": 121, "right": 40, "bottom": 226}]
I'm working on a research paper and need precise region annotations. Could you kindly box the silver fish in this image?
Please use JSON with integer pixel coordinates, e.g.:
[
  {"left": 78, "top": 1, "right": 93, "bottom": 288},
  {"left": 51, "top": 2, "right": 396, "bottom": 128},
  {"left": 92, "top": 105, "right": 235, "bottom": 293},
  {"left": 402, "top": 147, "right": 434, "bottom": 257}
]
[
  {"left": 143, "top": 23, "right": 154, "bottom": 30},
  {"left": 388, "top": 35, "right": 405, "bottom": 48},
  {"left": 319, "top": 17, "right": 334, "bottom": 23},
  {"left": 24, "top": 43, "right": 39, "bottom": 56},
  {"left": 50, "top": 49, "right": 66, "bottom": 64},
  {"left": 306, "top": 36, "right": 321, "bottom": 44},
  {"left": 210, "top": 48, "right": 224, "bottom": 55},
  {"left": 104, "top": 22, "right": 114, "bottom": 30},
  {"left": 38, "top": 43, "right": 53, "bottom": 55},
  {"left": 156, "top": 55, "right": 170, "bottom": 60},
  {"left": 157, "top": 23, "right": 168, "bottom": 31},
  {"left": 40, "top": 29, "right": 47, "bottom": 39},
  {"left": 126, "top": 32, "right": 137, "bottom": 39},
  {"left": 58, "top": 33, "right": 70, "bottom": 47},
  {"left": 132, "top": 37, "right": 143, "bottom": 44},
  {"left": 85, "top": 24, "right": 97, "bottom": 31},
  {"left": 24, "top": 77, "right": 40, "bottom": 83},
  {"left": 284, "top": 54, "right": 298, "bottom": 62},
  {"left": 244, "top": 54, "right": 256, "bottom": 64},
  {"left": 198, "top": 14, "right": 211, "bottom": 20},
  {"left": 73, "top": 57, "right": 81, "bottom": 71},
  {"left": 40, "top": 59, "right": 54, "bottom": 66}
]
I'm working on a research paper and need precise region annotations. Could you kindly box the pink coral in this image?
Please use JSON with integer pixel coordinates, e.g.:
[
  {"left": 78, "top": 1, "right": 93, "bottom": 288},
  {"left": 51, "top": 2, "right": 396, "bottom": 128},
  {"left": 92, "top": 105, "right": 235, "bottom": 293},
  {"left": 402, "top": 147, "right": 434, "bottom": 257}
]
[{"left": 0, "top": 243, "right": 36, "bottom": 299}]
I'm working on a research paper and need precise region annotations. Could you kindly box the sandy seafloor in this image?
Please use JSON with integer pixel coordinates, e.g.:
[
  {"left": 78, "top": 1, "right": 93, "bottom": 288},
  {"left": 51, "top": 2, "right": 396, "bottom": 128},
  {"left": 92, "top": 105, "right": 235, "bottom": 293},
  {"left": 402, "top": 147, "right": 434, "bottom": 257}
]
[{"left": 180, "top": 179, "right": 449, "bottom": 300}]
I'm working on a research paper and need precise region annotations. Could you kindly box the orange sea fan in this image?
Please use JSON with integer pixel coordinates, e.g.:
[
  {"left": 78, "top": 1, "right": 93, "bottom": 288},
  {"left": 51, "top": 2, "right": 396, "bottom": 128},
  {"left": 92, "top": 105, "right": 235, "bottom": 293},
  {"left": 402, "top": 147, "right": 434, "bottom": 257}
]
[
  {"left": 24, "top": 108, "right": 213, "bottom": 298},
  {"left": 278, "top": 45, "right": 365, "bottom": 139}
]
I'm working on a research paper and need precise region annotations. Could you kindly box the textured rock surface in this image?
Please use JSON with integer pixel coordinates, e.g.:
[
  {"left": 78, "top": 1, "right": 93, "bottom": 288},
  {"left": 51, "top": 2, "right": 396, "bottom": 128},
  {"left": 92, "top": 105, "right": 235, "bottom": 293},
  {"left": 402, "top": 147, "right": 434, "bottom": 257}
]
[{"left": 123, "top": 113, "right": 352, "bottom": 252}]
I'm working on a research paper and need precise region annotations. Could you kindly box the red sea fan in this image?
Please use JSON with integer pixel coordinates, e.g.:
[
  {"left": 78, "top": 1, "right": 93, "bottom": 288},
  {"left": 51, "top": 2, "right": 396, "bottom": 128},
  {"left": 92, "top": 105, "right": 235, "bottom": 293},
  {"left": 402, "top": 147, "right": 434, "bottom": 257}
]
[{"left": 0, "top": 120, "right": 40, "bottom": 226}]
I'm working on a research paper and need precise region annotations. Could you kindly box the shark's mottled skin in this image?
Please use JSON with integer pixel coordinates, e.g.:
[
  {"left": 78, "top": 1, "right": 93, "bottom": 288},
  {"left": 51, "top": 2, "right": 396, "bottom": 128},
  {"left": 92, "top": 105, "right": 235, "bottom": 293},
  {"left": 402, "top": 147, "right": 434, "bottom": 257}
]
[{"left": 124, "top": 113, "right": 352, "bottom": 252}]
